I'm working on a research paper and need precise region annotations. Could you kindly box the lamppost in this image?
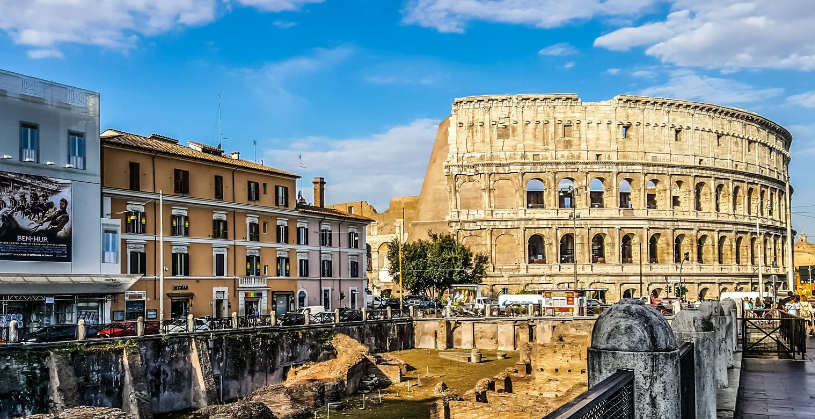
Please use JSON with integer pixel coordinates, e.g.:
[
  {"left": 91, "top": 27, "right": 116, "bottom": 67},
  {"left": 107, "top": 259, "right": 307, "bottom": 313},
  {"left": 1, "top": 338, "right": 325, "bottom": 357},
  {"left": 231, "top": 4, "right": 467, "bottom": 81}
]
[
  {"left": 560, "top": 186, "right": 580, "bottom": 289},
  {"left": 679, "top": 252, "right": 689, "bottom": 302}
]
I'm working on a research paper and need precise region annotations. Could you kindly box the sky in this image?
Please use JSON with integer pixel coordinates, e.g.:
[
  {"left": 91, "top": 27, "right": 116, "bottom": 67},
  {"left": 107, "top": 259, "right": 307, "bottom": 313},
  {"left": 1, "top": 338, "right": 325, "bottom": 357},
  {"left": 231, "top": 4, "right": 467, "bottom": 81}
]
[{"left": 1, "top": 0, "right": 815, "bottom": 236}]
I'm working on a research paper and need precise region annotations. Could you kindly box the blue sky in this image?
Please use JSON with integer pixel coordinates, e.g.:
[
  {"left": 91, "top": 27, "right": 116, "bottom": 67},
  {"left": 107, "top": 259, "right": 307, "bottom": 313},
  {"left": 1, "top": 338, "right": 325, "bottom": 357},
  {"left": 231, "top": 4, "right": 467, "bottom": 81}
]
[{"left": 2, "top": 0, "right": 815, "bottom": 236}]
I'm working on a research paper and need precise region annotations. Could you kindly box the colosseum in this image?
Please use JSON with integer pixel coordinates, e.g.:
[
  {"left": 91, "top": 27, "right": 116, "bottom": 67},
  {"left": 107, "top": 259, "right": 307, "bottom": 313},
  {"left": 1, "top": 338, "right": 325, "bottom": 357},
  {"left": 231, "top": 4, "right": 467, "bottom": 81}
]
[{"left": 332, "top": 94, "right": 794, "bottom": 303}]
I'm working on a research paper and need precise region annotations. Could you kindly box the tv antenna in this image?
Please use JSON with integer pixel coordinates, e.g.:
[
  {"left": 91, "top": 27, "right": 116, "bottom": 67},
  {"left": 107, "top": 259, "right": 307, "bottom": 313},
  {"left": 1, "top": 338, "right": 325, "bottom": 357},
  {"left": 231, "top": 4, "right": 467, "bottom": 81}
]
[
  {"left": 253, "top": 140, "right": 257, "bottom": 163},
  {"left": 217, "top": 93, "right": 229, "bottom": 149}
]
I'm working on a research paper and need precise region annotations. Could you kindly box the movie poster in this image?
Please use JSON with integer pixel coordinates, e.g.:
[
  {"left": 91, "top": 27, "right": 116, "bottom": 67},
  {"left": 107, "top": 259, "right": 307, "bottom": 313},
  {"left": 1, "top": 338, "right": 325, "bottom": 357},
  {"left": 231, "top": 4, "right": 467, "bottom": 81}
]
[{"left": 0, "top": 170, "right": 72, "bottom": 261}]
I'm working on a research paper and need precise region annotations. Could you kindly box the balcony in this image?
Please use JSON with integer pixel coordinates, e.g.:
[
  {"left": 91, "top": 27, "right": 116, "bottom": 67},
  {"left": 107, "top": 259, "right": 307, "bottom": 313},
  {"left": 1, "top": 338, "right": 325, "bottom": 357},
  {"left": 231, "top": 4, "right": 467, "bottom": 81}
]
[{"left": 239, "top": 276, "right": 267, "bottom": 287}]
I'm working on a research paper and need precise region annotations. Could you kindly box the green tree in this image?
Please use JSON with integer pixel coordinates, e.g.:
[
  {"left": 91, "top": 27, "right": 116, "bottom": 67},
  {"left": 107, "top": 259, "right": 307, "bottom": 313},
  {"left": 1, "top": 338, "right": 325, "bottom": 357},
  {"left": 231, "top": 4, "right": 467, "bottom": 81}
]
[{"left": 387, "top": 232, "right": 488, "bottom": 297}]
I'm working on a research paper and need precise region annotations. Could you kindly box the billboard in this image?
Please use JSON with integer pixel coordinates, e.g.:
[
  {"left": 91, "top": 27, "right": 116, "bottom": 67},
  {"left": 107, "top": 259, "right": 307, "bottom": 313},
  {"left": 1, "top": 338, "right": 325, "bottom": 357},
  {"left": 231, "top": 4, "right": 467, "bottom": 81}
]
[{"left": 0, "top": 170, "right": 72, "bottom": 261}]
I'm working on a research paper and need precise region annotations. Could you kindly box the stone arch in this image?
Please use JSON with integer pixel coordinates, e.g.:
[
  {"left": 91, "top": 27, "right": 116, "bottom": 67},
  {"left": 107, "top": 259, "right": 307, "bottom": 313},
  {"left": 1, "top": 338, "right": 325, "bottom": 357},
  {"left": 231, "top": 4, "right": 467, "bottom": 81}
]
[
  {"left": 528, "top": 234, "right": 546, "bottom": 263},
  {"left": 646, "top": 180, "right": 658, "bottom": 209},
  {"left": 735, "top": 237, "right": 744, "bottom": 265},
  {"left": 560, "top": 233, "right": 575, "bottom": 263},
  {"left": 750, "top": 237, "right": 757, "bottom": 265},
  {"left": 674, "top": 234, "right": 690, "bottom": 263},
  {"left": 589, "top": 178, "right": 606, "bottom": 208},
  {"left": 732, "top": 186, "right": 742, "bottom": 214},
  {"left": 715, "top": 184, "right": 730, "bottom": 213},
  {"left": 697, "top": 234, "right": 713, "bottom": 264},
  {"left": 622, "top": 288, "right": 636, "bottom": 299},
  {"left": 494, "top": 234, "right": 517, "bottom": 266},
  {"left": 621, "top": 234, "right": 634, "bottom": 264},
  {"left": 747, "top": 187, "right": 755, "bottom": 215},
  {"left": 591, "top": 234, "right": 606, "bottom": 263},
  {"left": 718, "top": 235, "right": 733, "bottom": 265},
  {"left": 377, "top": 243, "right": 390, "bottom": 269},
  {"left": 695, "top": 182, "right": 711, "bottom": 212},
  {"left": 492, "top": 178, "right": 515, "bottom": 209},
  {"left": 699, "top": 287, "right": 710, "bottom": 301},
  {"left": 462, "top": 235, "right": 485, "bottom": 256},
  {"left": 760, "top": 190, "right": 766, "bottom": 217},
  {"left": 649, "top": 234, "right": 660, "bottom": 263},
  {"left": 651, "top": 287, "right": 664, "bottom": 298},
  {"left": 672, "top": 181, "right": 685, "bottom": 210},
  {"left": 558, "top": 178, "right": 576, "bottom": 208},
  {"left": 619, "top": 178, "right": 633, "bottom": 209},
  {"left": 459, "top": 181, "right": 482, "bottom": 210},
  {"left": 526, "top": 178, "right": 545, "bottom": 209}
]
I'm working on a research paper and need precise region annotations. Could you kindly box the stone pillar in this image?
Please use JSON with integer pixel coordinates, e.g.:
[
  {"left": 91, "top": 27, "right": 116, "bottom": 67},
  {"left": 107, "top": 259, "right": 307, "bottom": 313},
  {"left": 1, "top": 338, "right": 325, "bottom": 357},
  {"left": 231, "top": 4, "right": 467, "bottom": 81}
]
[
  {"left": 270, "top": 312, "right": 277, "bottom": 327},
  {"left": 699, "top": 301, "right": 728, "bottom": 388},
  {"left": 672, "top": 308, "right": 716, "bottom": 419},
  {"left": 361, "top": 308, "right": 368, "bottom": 322},
  {"left": 137, "top": 316, "right": 145, "bottom": 337},
  {"left": 8, "top": 320, "right": 18, "bottom": 343},
  {"left": 304, "top": 308, "right": 310, "bottom": 325},
  {"left": 461, "top": 321, "right": 475, "bottom": 349},
  {"left": 410, "top": 306, "right": 416, "bottom": 318},
  {"left": 77, "top": 319, "right": 86, "bottom": 341},
  {"left": 387, "top": 306, "right": 393, "bottom": 320},
  {"left": 720, "top": 298, "right": 739, "bottom": 357},
  {"left": 231, "top": 312, "right": 238, "bottom": 329},
  {"left": 497, "top": 321, "right": 516, "bottom": 351},
  {"left": 437, "top": 320, "right": 450, "bottom": 350},
  {"left": 187, "top": 314, "right": 195, "bottom": 332},
  {"left": 588, "top": 299, "right": 681, "bottom": 419},
  {"left": 334, "top": 308, "right": 340, "bottom": 323}
]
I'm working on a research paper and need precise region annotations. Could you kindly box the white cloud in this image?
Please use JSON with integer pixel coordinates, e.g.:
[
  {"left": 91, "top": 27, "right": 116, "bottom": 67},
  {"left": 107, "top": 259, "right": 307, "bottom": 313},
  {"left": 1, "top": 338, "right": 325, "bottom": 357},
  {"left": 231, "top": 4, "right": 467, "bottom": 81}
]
[
  {"left": 595, "top": 1, "right": 815, "bottom": 70},
  {"left": 538, "top": 42, "right": 579, "bottom": 56},
  {"left": 639, "top": 70, "right": 783, "bottom": 105},
  {"left": 606, "top": 68, "right": 621, "bottom": 75},
  {"left": 0, "top": 0, "right": 320, "bottom": 58},
  {"left": 787, "top": 91, "right": 815, "bottom": 108},
  {"left": 263, "top": 119, "right": 441, "bottom": 209},
  {"left": 272, "top": 20, "right": 298, "bottom": 29},
  {"left": 401, "top": 0, "right": 659, "bottom": 33},
  {"left": 563, "top": 62, "right": 576, "bottom": 69}
]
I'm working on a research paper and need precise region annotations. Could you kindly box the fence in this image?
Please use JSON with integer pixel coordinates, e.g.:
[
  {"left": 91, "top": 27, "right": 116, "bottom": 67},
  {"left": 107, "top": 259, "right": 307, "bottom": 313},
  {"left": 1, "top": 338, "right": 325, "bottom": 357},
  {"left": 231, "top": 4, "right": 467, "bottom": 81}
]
[
  {"left": 543, "top": 370, "right": 635, "bottom": 419},
  {"left": 679, "top": 342, "right": 695, "bottom": 419},
  {"left": 741, "top": 313, "right": 807, "bottom": 359}
]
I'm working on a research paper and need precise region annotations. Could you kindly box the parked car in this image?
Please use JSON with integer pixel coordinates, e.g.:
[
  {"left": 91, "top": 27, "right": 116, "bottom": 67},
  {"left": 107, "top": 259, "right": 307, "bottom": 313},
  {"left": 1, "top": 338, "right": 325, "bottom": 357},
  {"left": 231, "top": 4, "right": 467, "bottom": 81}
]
[
  {"left": 22, "top": 325, "right": 78, "bottom": 343},
  {"left": 96, "top": 321, "right": 160, "bottom": 337},
  {"left": 276, "top": 312, "right": 305, "bottom": 326},
  {"left": 338, "top": 308, "right": 362, "bottom": 322},
  {"left": 166, "top": 318, "right": 210, "bottom": 334}
]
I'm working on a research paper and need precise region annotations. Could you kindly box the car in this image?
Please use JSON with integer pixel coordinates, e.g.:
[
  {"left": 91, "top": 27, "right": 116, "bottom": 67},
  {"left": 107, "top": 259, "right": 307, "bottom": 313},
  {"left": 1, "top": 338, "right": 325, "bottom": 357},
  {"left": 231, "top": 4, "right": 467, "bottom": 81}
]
[
  {"left": 276, "top": 313, "right": 305, "bottom": 326},
  {"left": 338, "top": 308, "right": 362, "bottom": 322},
  {"left": 165, "top": 317, "right": 210, "bottom": 334},
  {"left": 21, "top": 325, "right": 78, "bottom": 343},
  {"left": 96, "top": 321, "right": 160, "bottom": 338}
]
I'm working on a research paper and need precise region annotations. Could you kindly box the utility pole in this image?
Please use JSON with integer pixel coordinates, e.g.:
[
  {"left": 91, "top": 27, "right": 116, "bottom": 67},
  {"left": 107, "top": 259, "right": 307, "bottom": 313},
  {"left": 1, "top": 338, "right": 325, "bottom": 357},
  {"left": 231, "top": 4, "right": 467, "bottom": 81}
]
[
  {"left": 638, "top": 242, "right": 643, "bottom": 297},
  {"left": 399, "top": 206, "right": 404, "bottom": 311},
  {"left": 159, "top": 190, "right": 165, "bottom": 330},
  {"left": 758, "top": 215, "right": 763, "bottom": 304}
]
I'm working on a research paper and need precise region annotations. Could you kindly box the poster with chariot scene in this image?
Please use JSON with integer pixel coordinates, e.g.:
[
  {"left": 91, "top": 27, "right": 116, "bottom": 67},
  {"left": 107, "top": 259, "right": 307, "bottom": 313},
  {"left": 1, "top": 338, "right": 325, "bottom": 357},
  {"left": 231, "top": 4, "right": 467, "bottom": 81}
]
[{"left": 0, "top": 170, "right": 72, "bottom": 261}]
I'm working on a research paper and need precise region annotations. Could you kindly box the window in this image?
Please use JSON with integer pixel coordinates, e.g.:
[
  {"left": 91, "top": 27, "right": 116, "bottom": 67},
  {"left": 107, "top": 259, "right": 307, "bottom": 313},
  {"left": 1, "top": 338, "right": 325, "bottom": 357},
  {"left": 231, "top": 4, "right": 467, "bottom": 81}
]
[
  {"left": 214, "top": 175, "right": 223, "bottom": 200},
  {"left": 297, "top": 226, "right": 308, "bottom": 245},
  {"left": 559, "top": 234, "right": 575, "bottom": 263},
  {"left": 277, "top": 224, "right": 289, "bottom": 244},
  {"left": 528, "top": 235, "right": 545, "bottom": 263},
  {"left": 129, "top": 162, "right": 140, "bottom": 191},
  {"left": 246, "top": 255, "right": 261, "bottom": 276},
  {"left": 674, "top": 129, "right": 682, "bottom": 142},
  {"left": 591, "top": 235, "right": 605, "bottom": 263},
  {"left": 174, "top": 169, "right": 190, "bottom": 194},
  {"left": 348, "top": 206, "right": 355, "bottom": 214},
  {"left": 68, "top": 132, "right": 85, "bottom": 169},
  {"left": 171, "top": 214, "right": 189, "bottom": 236},
  {"left": 697, "top": 236, "right": 706, "bottom": 264},
  {"left": 248, "top": 220, "right": 260, "bottom": 241},
  {"left": 263, "top": 221, "right": 268, "bottom": 234},
  {"left": 299, "top": 258, "right": 309, "bottom": 277},
  {"left": 321, "top": 227, "right": 332, "bottom": 246},
  {"left": 214, "top": 252, "right": 226, "bottom": 277},
  {"left": 526, "top": 179, "right": 545, "bottom": 208},
  {"left": 126, "top": 210, "right": 146, "bottom": 234},
  {"left": 275, "top": 186, "right": 289, "bottom": 207},
  {"left": 349, "top": 231, "right": 359, "bottom": 249},
  {"left": 298, "top": 290, "right": 307, "bottom": 308},
  {"left": 622, "top": 124, "right": 630, "bottom": 139},
  {"left": 102, "top": 229, "right": 118, "bottom": 263},
  {"left": 619, "top": 179, "right": 632, "bottom": 209},
  {"left": 129, "top": 250, "right": 146, "bottom": 275},
  {"left": 20, "top": 123, "right": 38, "bottom": 162},
  {"left": 248, "top": 181, "right": 260, "bottom": 201},
  {"left": 350, "top": 260, "right": 359, "bottom": 277},
  {"left": 321, "top": 259, "right": 333, "bottom": 277},
  {"left": 262, "top": 183, "right": 267, "bottom": 195},
  {"left": 213, "top": 218, "right": 228, "bottom": 239},
  {"left": 322, "top": 288, "right": 331, "bottom": 310},
  {"left": 172, "top": 252, "right": 190, "bottom": 276},
  {"left": 277, "top": 257, "right": 290, "bottom": 277},
  {"left": 563, "top": 124, "right": 574, "bottom": 137}
]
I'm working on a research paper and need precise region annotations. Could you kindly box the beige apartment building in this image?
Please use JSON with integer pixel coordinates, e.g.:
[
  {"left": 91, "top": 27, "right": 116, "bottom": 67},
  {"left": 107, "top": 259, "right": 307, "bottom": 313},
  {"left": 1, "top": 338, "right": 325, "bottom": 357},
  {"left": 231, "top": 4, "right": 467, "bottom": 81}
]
[
  {"left": 102, "top": 130, "right": 370, "bottom": 321},
  {"left": 334, "top": 94, "right": 794, "bottom": 302}
]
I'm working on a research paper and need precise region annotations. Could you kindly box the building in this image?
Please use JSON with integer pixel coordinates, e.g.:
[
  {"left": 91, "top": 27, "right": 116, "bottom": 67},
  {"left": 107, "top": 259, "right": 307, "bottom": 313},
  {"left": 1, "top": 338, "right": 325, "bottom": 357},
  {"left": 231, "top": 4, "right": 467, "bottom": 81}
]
[
  {"left": 0, "top": 69, "right": 138, "bottom": 329},
  {"left": 335, "top": 94, "right": 794, "bottom": 302},
  {"left": 101, "top": 130, "right": 370, "bottom": 320},
  {"left": 795, "top": 234, "right": 815, "bottom": 297}
]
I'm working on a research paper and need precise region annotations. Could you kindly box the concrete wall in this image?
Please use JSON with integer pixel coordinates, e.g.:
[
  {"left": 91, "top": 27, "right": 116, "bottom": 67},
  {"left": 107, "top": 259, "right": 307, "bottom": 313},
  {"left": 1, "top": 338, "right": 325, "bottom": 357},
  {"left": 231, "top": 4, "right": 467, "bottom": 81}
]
[
  {"left": 0, "top": 320, "right": 414, "bottom": 419},
  {"left": 414, "top": 318, "right": 596, "bottom": 351}
]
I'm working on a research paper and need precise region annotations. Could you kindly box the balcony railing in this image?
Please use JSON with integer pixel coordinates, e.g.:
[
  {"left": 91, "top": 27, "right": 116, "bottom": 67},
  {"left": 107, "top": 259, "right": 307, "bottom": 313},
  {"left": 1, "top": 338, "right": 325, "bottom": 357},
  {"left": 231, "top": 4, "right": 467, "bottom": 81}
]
[{"left": 239, "top": 276, "right": 267, "bottom": 287}]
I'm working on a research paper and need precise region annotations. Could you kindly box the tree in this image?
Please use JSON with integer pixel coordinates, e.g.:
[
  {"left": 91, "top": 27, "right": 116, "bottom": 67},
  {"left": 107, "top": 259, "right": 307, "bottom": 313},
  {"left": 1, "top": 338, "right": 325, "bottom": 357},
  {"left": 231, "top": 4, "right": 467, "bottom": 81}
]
[{"left": 387, "top": 231, "right": 488, "bottom": 297}]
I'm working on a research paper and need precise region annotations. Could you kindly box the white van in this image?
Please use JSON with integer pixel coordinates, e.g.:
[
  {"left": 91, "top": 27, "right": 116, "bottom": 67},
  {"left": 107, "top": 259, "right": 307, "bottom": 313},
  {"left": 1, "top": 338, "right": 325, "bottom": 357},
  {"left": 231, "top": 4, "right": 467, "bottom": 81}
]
[{"left": 497, "top": 294, "right": 545, "bottom": 309}]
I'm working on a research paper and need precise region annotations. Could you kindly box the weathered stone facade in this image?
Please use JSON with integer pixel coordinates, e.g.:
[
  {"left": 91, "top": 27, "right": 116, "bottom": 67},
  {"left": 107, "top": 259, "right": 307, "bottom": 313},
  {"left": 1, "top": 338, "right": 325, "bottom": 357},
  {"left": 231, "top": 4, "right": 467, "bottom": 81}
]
[{"left": 335, "top": 94, "right": 794, "bottom": 302}]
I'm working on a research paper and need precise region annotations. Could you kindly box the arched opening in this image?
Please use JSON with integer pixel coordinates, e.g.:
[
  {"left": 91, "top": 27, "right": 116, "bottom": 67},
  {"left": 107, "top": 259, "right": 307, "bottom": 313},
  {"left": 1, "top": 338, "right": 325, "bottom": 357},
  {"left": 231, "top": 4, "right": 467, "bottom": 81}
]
[
  {"left": 493, "top": 179, "right": 515, "bottom": 209},
  {"left": 646, "top": 180, "right": 658, "bottom": 209},
  {"left": 747, "top": 188, "right": 754, "bottom": 215},
  {"left": 649, "top": 235, "right": 659, "bottom": 263},
  {"left": 763, "top": 237, "right": 769, "bottom": 265},
  {"left": 592, "top": 234, "right": 606, "bottom": 263},
  {"left": 699, "top": 287, "right": 709, "bottom": 301},
  {"left": 494, "top": 234, "right": 517, "bottom": 266},
  {"left": 297, "top": 289, "right": 308, "bottom": 309},
  {"left": 622, "top": 289, "right": 634, "bottom": 299},
  {"left": 697, "top": 235, "right": 710, "bottom": 264},
  {"left": 733, "top": 186, "right": 742, "bottom": 214},
  {"left": 560, "top": 234, "right": 575, "bottom": 263},
  {"left": 674, "top": 235, "right": 684, "bottom": 263},
  {"left": 750, "top": 237, "right": 757, "bottom": 265},
  {"left": 528, "top": 234, "right": 546, "bottom": 263},
  {"left": 621, "top": 235, "right": 633, "bottom": 264},
  {"left": 760, "top": 190, "right": 766, "bottom": 216},
  {"left": 672, "top": 181, "right": 683, "bottom": 210},
  {"left": 769, "top": 191, "right": 775, "bottom": 218},
  {"left": 526, "top": 179, "right": 545, "bottom": 209},
  {"left": 718, "top": 236, "right": 732, "bottom": 265},
  {"left": 735, "top": 237, "right": 743, "bottom": 265},
  {"left": 558, "top": 179, "right": 576, "bottom": 209},
  {"left": 651, "top": 288, "right": 663, "bottom": 298},
  {"left": 619, "top": 179, "right": 632, "bottom": 209},
  {"left": 715, "top": 184, "right": 723, "bottom": 212},
  {"left": 695, "top": 182, "right": 708, "bottom": 211},
  {"left": 589, "top": 178, "right": 605, "bottom": 208},
  {"left": 459, "top": 181, "right": 482, "bottom": 210}
]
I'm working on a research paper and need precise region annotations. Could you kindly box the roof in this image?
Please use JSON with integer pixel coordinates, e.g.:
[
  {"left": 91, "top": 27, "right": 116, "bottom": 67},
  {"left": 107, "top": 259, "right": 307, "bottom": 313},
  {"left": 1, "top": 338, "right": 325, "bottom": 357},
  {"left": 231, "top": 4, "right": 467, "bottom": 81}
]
[
  {"left": 0, "top": 274, "right": 141, "bottom": 294},
  {"left": 101, "top": 129, "right": 299, "bottom": 178},
  {"left": 296, "top": 204, "right": 374, "bottom": 222}
]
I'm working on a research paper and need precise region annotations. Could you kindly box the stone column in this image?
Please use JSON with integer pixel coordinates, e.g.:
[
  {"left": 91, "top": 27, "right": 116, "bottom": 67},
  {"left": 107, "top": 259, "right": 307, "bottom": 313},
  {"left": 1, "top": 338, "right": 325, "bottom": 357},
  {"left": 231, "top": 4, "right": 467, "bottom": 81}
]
[
  {"left": 672, "top": 308, "right": 716, "bottom": 419},
  {"left": 720, "top": 298, "right": 739, "bottom": 359},
  {"left": 588, "top": 299, "right": 681, "bottom": 419},
  {"left": 699, "top": 301, "right": 728, "bottom": 388}
]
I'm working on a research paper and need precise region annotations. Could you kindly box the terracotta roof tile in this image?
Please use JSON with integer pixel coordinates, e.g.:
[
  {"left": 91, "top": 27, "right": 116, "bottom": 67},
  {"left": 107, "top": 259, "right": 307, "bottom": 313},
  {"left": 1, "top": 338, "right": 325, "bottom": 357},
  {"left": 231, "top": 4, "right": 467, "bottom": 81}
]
[
  {"left": 296, "top": 204, "right": 374, "bottom": 222},
  {"left": 101, "top": 129, "right": 299, "bottom": 178}
]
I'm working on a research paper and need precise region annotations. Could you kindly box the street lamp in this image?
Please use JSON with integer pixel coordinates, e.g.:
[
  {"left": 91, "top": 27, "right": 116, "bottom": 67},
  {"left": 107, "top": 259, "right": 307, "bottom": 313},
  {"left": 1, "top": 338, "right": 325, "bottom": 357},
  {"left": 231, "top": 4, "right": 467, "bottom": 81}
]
[
  {"left": 679, "top": 252, "right": 689, "bottom": 302},
  {"left": 560, "top": 186, "right": 580, "bottom": 289}
]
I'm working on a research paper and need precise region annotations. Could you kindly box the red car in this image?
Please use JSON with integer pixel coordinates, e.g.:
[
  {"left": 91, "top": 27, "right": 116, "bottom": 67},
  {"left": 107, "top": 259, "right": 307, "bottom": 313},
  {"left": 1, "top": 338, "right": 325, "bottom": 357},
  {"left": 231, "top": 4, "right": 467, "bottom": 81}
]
[{"left": 96, "top": 322, "right": 159, "bottom": 338}]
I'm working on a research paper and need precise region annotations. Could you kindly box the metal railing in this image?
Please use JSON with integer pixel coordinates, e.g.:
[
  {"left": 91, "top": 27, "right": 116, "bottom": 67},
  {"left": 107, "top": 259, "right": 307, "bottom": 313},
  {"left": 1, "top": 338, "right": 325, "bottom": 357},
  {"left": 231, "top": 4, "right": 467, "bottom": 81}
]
[
  {"left": 679, "top": 342, "right": 695, "bottom": 419},
  {"left": 543, "top": 370, "right": 634, "bottom": 419},
  {"left": 741, "top": 313, "right": 807, "bottom": 359}
]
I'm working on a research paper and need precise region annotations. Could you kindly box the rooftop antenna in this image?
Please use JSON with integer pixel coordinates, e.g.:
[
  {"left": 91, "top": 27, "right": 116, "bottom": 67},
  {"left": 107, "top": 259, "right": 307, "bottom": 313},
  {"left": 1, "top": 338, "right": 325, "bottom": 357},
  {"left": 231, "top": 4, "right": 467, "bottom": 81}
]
[
  {"left": 253, "top": 140, "right": 257, "bottom": 163},
  {"left": 298, "top": 154, "right": 307, "bottom": 200},
  {"left": 217, "top": 93, "right": 229, "bottom": 149}
]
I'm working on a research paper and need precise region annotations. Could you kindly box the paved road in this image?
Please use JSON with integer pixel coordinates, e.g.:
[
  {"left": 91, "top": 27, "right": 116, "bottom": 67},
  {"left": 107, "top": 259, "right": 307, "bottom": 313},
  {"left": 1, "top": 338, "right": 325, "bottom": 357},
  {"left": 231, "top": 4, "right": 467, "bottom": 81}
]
[{"left": 735, "top": 337, "right": 815, "bottom": 418}]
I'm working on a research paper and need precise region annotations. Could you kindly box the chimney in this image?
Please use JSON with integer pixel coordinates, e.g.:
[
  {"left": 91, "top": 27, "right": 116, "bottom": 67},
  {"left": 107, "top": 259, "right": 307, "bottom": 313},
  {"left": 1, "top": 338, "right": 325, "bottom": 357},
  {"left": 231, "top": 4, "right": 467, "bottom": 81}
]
[
  {"left": 231, "top": 151, "right": 240, "bottom": 160},
  {"left": 313, "top": 177, "right": 326, "bottom": 208}
]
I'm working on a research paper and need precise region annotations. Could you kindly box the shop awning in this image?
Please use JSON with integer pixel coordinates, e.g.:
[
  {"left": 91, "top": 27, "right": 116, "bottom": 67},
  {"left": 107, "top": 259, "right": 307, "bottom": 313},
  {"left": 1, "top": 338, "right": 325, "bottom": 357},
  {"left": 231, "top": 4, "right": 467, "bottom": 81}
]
[
  {"left": 167, "top": 292, "right": 195, "bottom": 299},
  {"left": 0, "top": 274, "right": 142, "bottom": 295}
]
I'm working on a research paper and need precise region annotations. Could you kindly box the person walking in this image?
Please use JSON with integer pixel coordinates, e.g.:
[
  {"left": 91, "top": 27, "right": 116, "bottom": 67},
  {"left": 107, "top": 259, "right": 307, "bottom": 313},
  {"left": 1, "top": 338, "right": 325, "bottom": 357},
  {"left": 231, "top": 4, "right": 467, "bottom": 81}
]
[{"left": 800, "top": 297, "right": 814, "bottom": 336}]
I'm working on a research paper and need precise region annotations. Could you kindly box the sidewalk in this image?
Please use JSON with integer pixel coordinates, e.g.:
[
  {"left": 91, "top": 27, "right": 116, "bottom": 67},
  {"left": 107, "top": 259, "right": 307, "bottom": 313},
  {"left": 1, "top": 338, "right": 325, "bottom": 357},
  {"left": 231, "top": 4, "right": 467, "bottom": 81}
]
[{"left": 735, "top": 338, "right": 815, "bottom": 418}]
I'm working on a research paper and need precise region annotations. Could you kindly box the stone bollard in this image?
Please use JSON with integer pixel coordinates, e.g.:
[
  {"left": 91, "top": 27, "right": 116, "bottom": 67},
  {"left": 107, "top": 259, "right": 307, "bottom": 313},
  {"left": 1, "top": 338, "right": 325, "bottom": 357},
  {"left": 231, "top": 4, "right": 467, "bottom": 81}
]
[
  {"left": 387, "top": 306, "right": 392, "bottom": 319},
  {"left": 334, "top": 308, "right": 340, "bottom": 323},
  {"left": 588, "top": 299, "right": 681, "bottom": 419},
  {"left": 137, "top": 316, "right": 145, "bottom": 336},
  {"left": 485, "top": 304, "right": 491, "bottom": 317},
  {"left": 270, "top": 312, "right": 277, "bottom": 327},
  {"left": 672, "top": 308, "right": 716, "bottom": 419},
  {"left": 8, "top": 320, "right": 19, "bottom": 343},
  {"left": 77, "top": 319, "right": 86, "bottom": 341},
  {"left": 699, "top": 300, "right": 729, "bottom": 387},
  {"left": 361, "top": 308, "right": 367, "bottom": 322},
  {"left": 187, "top": 313, "right": 195, "bottom": 332},
  {"left": 232, "top": 312, "right": 238, "bottom": 329},
  {"left": 410, "top": 305, "right": 415, "bottom": 318},
  {"left": 528, "top": 304, "right": 534, "bottom": 318},
  {"left": 720, "top": 298, "right": 739, "bottom": 359},
  {"left": 445, "top": 305, "right": 452, "bottom": 318},
  {"left": 470, "top": 348, "right": 482, "bottom": 363},
  {"left": 304, "top": 309, "right": 310, "bottom": 325},
  {"left": 474, "top": 378, "right": 491, "bottom": 403}
]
